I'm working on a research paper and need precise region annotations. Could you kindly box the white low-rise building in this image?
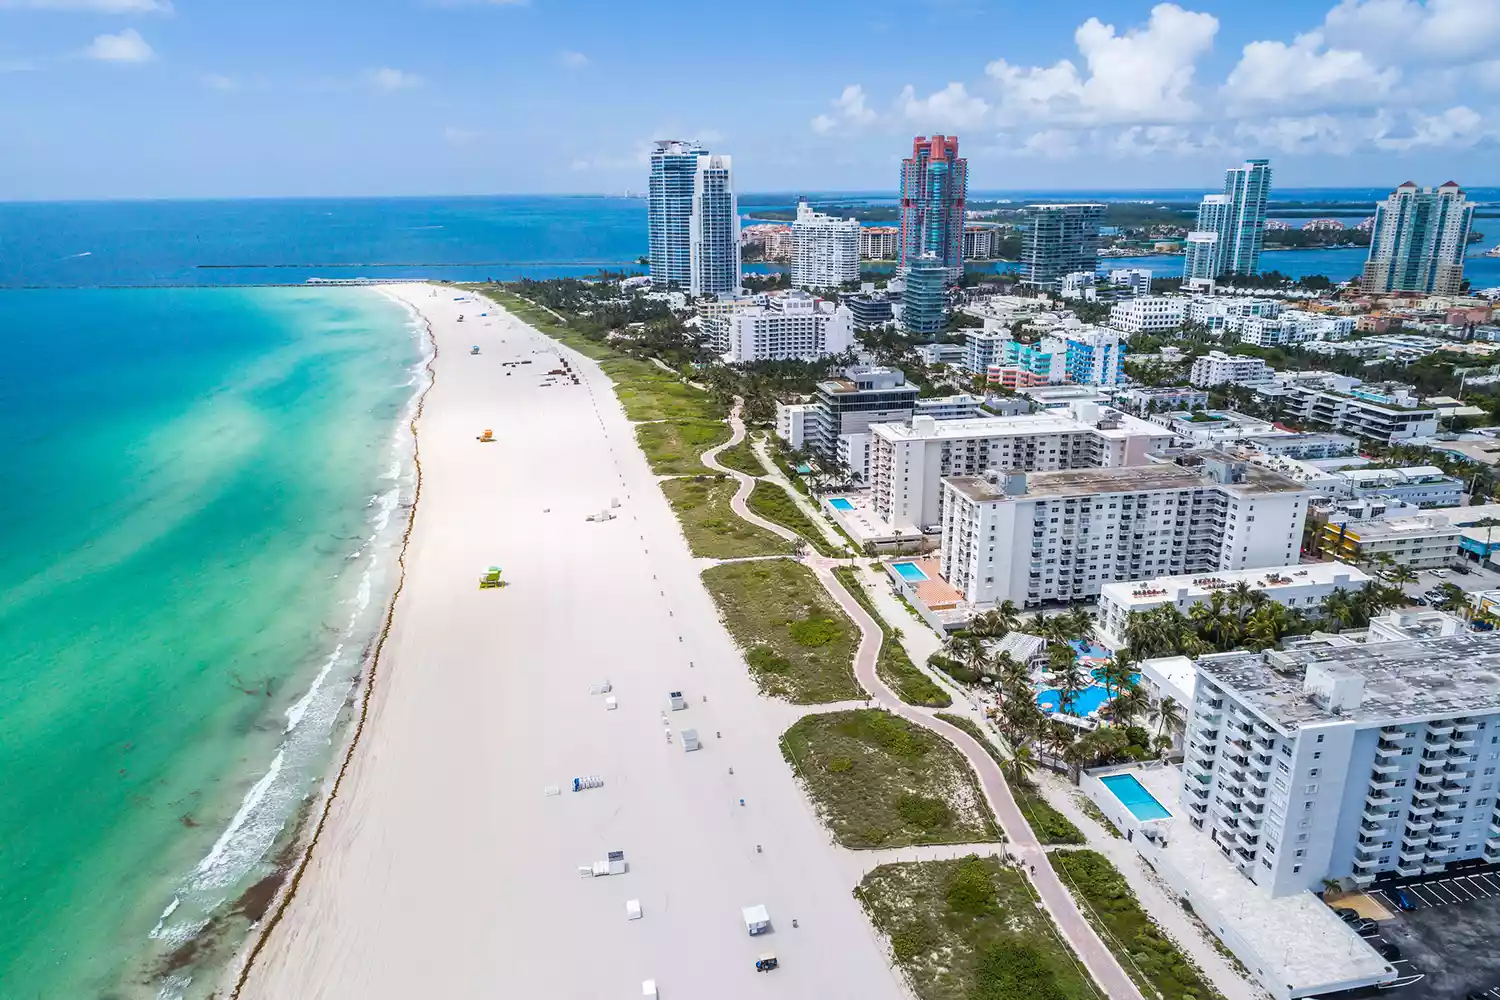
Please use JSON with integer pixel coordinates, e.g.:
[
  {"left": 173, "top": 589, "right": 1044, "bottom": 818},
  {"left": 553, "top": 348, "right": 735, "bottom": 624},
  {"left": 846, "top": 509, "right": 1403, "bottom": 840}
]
[
  {"left": 939, "top": 456, "right": 1311, "bottom": 607},
  {"left": 1282, "top": 383, "right": 1442, "bottom": 444},
  {"left": 1322, "top": 513, "right": 1462, "bottom": 569},
  {"left": 1329, "top": 465, "right": 1465, "bottom": 508},
  {"left": 725, "top": 291, "right": 854, "bottom": 362},
  {"left": 1122, "top": 386, "right": 1209, "bottom": 415},
  {"left": 775, "top": 402, "right": 816, "bottom": 450},
  {"left": 1190, "top": 351, "right": 1276, "bottom": 388},
  {"left": 1236, "top": 432, "right": 1359, "bottom": 461},
  {"left": 1110, "top": 295, "right": 1188, "bottom": 333},
  {"left": 1151, "top": 409, "right": 1276, "bottom": 447},
  {"left": 1096, "top": 562, "right": 1373, "bottom": 650},
  {"left": 868, "top": 404, "right": 1173, "bottom": 534}
]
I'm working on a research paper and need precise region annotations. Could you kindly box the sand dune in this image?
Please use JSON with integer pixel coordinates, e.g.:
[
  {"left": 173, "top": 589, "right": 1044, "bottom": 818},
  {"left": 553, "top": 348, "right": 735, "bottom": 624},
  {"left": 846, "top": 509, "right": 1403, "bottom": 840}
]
[{"left": 235, "top": 284, "right": 908, "bottom": 999}]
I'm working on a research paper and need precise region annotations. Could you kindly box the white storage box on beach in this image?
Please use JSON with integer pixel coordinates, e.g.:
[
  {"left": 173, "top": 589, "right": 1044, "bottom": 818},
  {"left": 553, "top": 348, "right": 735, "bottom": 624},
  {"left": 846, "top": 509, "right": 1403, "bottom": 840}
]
[
  {"left": 680, "top": 729, "right": 701, "bottom": 752},
  {"left": 626, "top": 899, "right": 642, "bottom": 920},
  {"left": 604, "top": 696, "right": 618, "bottom": 711},
  {"left": 668, "top": 691, "right": 687, "bottom": 711},
  {"left": 642, "top": 979, "right": 658, "bottom": 998}
]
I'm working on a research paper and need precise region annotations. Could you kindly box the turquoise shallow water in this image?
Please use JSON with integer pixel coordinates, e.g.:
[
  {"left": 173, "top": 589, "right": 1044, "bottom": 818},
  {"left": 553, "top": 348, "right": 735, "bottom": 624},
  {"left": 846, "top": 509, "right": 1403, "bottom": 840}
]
[{"left": 0, "top": 286, "right": 424, "bottom": 998}]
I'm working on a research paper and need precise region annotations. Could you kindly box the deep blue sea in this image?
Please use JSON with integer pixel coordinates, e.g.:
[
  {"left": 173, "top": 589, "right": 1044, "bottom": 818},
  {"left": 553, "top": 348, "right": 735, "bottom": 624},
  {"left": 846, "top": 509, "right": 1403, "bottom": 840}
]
[{"left": 3, "top": 190, "right": 1496, "bottom": 290}]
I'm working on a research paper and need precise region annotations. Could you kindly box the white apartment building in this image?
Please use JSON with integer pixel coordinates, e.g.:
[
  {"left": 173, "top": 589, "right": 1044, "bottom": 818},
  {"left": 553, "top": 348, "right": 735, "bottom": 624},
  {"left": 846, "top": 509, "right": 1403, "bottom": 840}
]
[
  {"left": 1237, "top": 432, "right": 1359, "bottom": 461},
  {"left": 1331, "top": 466, "right": 1465, "bottom": 508},
  {"left": 1108, "top": 268, "right": 1153, "bottom": 298},
  {"left": 1190, "top": 351, "right": 1276, "bottom": 388},
  {"left": 860, "top": 226, "right": 899, "bottom": 260},
  {"left": 1096, "top": 561, "right": 1373, "bottom": 650},
  {"left": 699, "top": 293, "right": 769, "bottom": 353},
  {"left": 1123, "top": 386, "right": 1210, "bottom": 415},
  {"left": 1183, "top": 231, "right": 1220, "bottom": 285},
  {"left": 791, "top": 201, "right": 861, "bottom": 288},
  {"left": 1183, "top": 632, "right": 1500, "bottom": 897},
  {"left": 1238, "top": 311, "right": 1358, "bottom": 348},
  {"left": 939, "top": 456, "right": 1311, "bottom": 607},
  {"left": 1151, "top": 409, "right": 1276, "bottom": 448},
  {"left": 775, "top": 402, "right": 815, "bottom": 450},
  {"left": 915, "top": 342, "right": 967, "bottom": 366},
  {"left": 725, "top": 290, "right": 855, "bottom": 363},
  {"left": 1282, "top": 384, "right": 1441, "bottom": 444},
  {"left": 1323, "top": 513, "right": 1462, "bottom": 569},
  {"left": 1110, "top": 296, "right": 1189, "bottom": 333},
  {"left": 1187, "top": 296, "right": 1283, "bottom": 332},
  {"left": 869, "top": 404, "right": 1174, "bottom": 534}
]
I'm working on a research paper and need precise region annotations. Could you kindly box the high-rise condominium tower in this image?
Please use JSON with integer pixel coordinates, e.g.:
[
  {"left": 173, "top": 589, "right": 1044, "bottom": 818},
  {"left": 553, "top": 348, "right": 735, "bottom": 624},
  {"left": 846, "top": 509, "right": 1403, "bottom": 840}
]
[
  {"left": 898, "top": 135, "right": 967, "bottom": 281},
  {"left": 648, "top": 140, "right": 741, "bottom": 295},
  {"left": 1185, "top": 159, "right": 1272, "bottom": 279},
  {"left": 1362, "top": 181, "right": 1474, "bottom": 295},
  {"left": 1021, "top": 204, "right": 1105, "bottom": 289},
  {"left": 791, "top": 201, "right": 861, "bottom": 288}
]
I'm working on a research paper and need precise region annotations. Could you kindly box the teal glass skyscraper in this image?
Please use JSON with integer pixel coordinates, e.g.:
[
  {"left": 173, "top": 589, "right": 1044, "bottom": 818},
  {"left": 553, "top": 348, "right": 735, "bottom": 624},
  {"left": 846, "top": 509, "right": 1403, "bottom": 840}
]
[{"left": 898, "top": 135, "right": 967, "bottom": 282}]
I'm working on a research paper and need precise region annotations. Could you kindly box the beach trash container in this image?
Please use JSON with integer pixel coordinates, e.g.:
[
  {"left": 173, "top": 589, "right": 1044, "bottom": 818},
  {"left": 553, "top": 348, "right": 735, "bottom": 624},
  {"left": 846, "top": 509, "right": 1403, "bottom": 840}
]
[
  {"left": 626, "top": 899, "right": 642, "bottom": 920},
  {"left": 641, "top": 981, "right": 658, "bottom": 998},
  {"left": 681, "top": 729, "right": 701, "bottom": 752},
  {"left": 668, "top": 691, "right": 687, "bottom": 711}
]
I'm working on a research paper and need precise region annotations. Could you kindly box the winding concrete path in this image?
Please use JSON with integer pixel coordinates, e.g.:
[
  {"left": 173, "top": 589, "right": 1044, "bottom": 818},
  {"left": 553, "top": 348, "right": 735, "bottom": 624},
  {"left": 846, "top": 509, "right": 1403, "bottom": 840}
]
[{"left": 702, "top": 399, "right": 1144, "bottom": 1000}]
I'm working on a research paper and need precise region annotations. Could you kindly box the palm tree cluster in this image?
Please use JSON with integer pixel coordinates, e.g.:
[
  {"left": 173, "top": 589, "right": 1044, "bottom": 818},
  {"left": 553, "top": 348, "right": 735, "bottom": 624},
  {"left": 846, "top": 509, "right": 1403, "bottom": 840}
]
[{"left": 1123, "top": 581, "right": 1405, "bottom": 659}]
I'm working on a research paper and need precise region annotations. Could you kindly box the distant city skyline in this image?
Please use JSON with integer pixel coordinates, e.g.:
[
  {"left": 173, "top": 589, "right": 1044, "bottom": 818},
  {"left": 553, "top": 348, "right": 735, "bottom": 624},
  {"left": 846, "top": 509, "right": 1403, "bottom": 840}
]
[{"left": 0, "top": 0, "right": 1497, "bottom": 199}]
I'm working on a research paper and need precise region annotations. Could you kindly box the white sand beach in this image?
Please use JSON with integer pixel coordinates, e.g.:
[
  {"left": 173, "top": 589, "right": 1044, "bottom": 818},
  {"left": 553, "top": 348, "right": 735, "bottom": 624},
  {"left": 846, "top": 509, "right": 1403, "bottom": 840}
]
[{"left": 235, "top": 283, "right": 908, "bottom": 999}]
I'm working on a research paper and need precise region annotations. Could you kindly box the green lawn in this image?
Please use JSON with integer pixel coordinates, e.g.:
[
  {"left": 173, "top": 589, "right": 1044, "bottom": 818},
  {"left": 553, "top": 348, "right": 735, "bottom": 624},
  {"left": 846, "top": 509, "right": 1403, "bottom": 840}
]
[
  {"left": 635, "top": 420, "right": 731, "bottom": 475},
  {"left": 856, "top": 856, "right": 1100, "bottom": 1000},
  {"left": 1049, "top": 850, "right": 1222, "bottom": 1000},
  {"left": 746, "top": 481, "right": 844, "bottom": 557},
  {"left": 833, "top": 567, "right": 951, "bottom": 708},
  {"left": 780, "top": 710, "right": 999, "bottom": 848},
  {"left": 932, "top": 713, "right": 1083, "bottom": 845},
  {"left": 659, "top": 476, "right": 791, "bottom": 560},
  {"left": 716, "top": 434, "right": 767, "bottom": 477},
  {"left": 700, "top": 559, "right": 861, "bottom": 702}
]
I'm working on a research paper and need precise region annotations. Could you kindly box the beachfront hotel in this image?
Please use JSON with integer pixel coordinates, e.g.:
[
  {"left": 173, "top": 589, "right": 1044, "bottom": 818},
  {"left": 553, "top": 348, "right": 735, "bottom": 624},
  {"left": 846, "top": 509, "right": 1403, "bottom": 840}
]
[
  {"left": 647, "top": 140, "right": 740, "bottom": 296},
  {"left": 1184, "top": 632, "right": 1500, "bottom": 894},
  {"left": 791, "top": 201, "right": 861, "bottom": 288},
  {"left": 867, "top": 402, "right": 1175, "bottom": 534},
  {"left": 898, "top": 135, "right": 967, "bottom": 281},
  {"left": 1094, "top": 561, "right": 1374, "bottom": 650},
  {"left": 937, "top": 455, "right": 1311, "bottom": 607},
  {"left": 722, "top": 290, "right": 853, "bottom": 363}
]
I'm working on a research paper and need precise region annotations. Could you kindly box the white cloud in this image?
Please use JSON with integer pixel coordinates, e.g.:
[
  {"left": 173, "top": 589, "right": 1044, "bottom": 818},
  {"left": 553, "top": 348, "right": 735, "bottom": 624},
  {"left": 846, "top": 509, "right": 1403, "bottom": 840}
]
[
  {"left": 0, "top": 0, "right": 170, "bottom": 10},
  {"left": 560, "top": 50, "right": 588, "bottom": 68},
  {"left": 443, "top": 126, "right": 482, "bottom": 145},
  {"left": 1479, "top": 59, "right": 1500, "bottom": 89},
  {"left": 1232, "top": 114, "right": 1353, "bottom": 154},
  {"left": 896, "top": 81, "right": 990, "bottom": 128},
  {"left": 1224, "top": 30, "right": 1397, "bottom": 109},
  {"left": 200, "top": 73, "right": 237, "bottom": 91},
  {"left": 1323, "top": 0, "right": 1500, "bottom": 65},
  {"left": 1373, "top": 104, "right": 1487, "bottom": 148},
  {"left": 1018, "top": 129, "right": 1082, "bottom": 158},
  {"left": 809, "top": 84, "right": 878, "bottom": 134},
  {"left": 83, "top": 28, "right": 153, "bottom": 62},
  {"left": 985, "top": 3, "right": 1219, "bottom": 125},
  {"left": 365, "top": 67, "right": 423, "bottom": 92}
]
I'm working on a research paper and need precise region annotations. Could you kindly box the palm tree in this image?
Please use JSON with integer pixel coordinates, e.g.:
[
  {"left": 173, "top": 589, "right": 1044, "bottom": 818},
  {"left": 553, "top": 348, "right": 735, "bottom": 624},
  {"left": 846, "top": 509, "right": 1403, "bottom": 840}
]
[
  {"left": 1386, "top": 562, "right": 1419, "bottom": 587},
  {"left": 1434, "top": 581, "right": 1470, "bottom": 615},
  {"left": 1228, "top": 581, "right": 1256, "bottom": 616},
  {"left": 1005, "top": 743, "right": 1038, "bottom": 789},
  {"left": 1065, "top": 605, "right": 1096, "bottom": 645},
  {"left": 1149, "top": 695, "right": 1185, "bottom": 743},
  {"left": 993, "top": 651, "right": 1032, "bottom": 691},
  {"left": 1046, "top": 642, "right": 1077, "bottom": 675},
  {"left": 1320, "top": 587, "right": 1357, "bottom": 629},
  {"left": 1245, "top": 603, "right": 1291, "bottom": 650},
  {"left": 1108, "top": 681, "right": 1150, "bottom": 728},
  {"left": 1053, "top": 661, "right": 1089, "bottom": 716},
  {"left": 994, "top": 599, "right": 1022, "bottom": 635},
  {"left": 1095, "top": 657, "right": 1133, "bottom": 702}
]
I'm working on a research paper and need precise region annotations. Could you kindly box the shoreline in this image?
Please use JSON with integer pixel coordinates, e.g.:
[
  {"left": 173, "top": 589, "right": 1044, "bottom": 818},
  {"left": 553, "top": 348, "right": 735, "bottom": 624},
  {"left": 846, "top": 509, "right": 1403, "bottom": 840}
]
[{"left": 222, "top": 292, "right": 439, "bottom": 998}]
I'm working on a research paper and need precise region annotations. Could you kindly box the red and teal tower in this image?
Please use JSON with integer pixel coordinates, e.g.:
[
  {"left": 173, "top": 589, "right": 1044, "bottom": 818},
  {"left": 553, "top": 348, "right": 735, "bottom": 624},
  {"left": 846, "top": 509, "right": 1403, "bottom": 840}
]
[{"left": 898, "top": 135, "right": 967, "bottom": 283}]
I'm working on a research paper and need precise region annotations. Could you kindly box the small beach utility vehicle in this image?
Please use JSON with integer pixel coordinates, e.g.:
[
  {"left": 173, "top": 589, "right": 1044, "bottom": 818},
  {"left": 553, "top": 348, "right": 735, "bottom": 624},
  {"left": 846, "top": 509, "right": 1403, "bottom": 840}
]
[
  {"left": 755, "top": 952, "right": 778, "bottom": 972},
  {"left": 479, "top": 566, "right": 505, "bottom": 589},
  {"left": 470, "top": 345, "right": 480, "bottom": 355},
  {"left": 477, "top": 429, "right": 495, "bottom": 442}
]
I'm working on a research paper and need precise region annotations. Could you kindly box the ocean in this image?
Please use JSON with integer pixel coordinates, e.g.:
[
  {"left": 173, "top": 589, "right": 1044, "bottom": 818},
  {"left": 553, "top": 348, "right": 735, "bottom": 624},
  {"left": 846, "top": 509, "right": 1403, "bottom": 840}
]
[
  {"left": 0, "top": 285, "right": 425, "bottom": 998},
  {"left": 0, "top": 189, "right": 1494, "bottom": 998}
]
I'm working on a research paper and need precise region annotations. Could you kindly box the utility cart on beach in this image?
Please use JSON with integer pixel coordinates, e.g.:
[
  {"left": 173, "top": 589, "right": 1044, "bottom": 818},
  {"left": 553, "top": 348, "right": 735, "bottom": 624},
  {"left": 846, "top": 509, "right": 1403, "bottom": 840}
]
[
  {"left": 478, "top": 566, "right": 506, "bottom": 589},
  {"left": 755, "top": 952, "right": 779, "bottom": 972}
]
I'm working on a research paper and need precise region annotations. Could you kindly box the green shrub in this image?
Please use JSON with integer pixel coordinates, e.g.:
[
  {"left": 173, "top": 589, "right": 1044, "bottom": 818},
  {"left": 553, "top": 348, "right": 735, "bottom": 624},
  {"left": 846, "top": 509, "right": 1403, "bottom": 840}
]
[
  {"left": 898, "top": 794, "right": 952, "bottom": 830},
  {"left": 788, "top": 616, "right": 843, "bottom": 646},
  {"left": 945, "top": 857, "right": 997, "bottom": 915},
  {"left": 828, "top": 756, "right": 854, "bottom": 773},
  {"left": 973, "top": 940, "right": 1070, "bottom": 1000},
  {"left": 747, "top": 646, "right": 791, "bottom": 674}
]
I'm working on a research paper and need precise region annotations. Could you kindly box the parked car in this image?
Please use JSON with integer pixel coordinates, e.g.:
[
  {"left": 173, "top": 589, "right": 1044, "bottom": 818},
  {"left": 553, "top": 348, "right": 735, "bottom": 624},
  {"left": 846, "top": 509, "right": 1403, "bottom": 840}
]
[
  {"left": 1350, "top": 917, "right": 1378, "bottom": 934},
  {"left": 1394, "top": 889, "right": 1416, "bottom": 911},
  {"left": 1335, "top": 907, "right": 1360, "bottom": 923},
  {"left": 1372, "top": 939, "right": 1402, "bottom": 961},
  {"left": 1409, "top": 596, "right": 1429, "bottom": 606},
  {"left": 1432, "top": 569, "right": 1449, "bottom": 578}
]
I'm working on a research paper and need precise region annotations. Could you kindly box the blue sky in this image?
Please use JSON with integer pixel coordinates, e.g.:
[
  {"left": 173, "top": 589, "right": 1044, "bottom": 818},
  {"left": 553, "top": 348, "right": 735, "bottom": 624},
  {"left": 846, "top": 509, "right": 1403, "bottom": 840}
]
[{"left": 0, "top": 0, "right": 1496, "bottom": 199}]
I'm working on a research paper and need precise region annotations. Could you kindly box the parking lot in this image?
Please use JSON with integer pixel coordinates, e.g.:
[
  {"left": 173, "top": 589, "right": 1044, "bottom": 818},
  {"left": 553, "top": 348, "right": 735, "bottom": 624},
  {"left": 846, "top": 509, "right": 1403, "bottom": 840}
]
[
  {"left": 1355, "top": 868, "right": 1500, "bottom": 1000},
  {"left": 1401, "top": 565, "right": 1500, "bottom": 608}
]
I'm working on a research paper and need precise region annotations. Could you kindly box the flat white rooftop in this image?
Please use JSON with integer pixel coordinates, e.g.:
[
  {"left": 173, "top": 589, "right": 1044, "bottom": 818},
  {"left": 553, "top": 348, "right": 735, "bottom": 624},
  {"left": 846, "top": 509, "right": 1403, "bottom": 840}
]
[
  {"left": 871, "top": 408, "right": 1163, "bottom": 444},
  {"left": 1133, "top": 766, "right": 1396, "bottom": 997},
  {"left": 1099, "top": 562, "right": 1372, "bottom": 612}
]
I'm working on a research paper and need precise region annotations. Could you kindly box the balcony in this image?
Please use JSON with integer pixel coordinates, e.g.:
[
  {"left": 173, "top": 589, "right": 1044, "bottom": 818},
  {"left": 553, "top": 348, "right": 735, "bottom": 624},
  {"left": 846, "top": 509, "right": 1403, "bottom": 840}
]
[
  {"left": 1366, "top": 792, "right": 1396, "bottom": 809},
  {"left": 1369, "top": 776, "right": 1399, "bottom": 791},
  {"left": 1454, "top": 720, "right": 1481, "bottom": 734},
  {"left": 1397, "top": 863, "right": 1425, "bottom": 877},
  {"left": 1361, "top": 819, "right": 1387, "bottom": 836},
  {"left": 1428, "top": 723, "right": 1456, "bottom": 738},
  {"left": 1375, "top": 743, "right": 1404, "bottom": 759},
  {"left": 1381, "top": 726, "right": 1411, "bottom": 740},
  {"left": 1362, "top": 807, "right": 1391, "bottom": 824},
  {"left": 1406, "top": 819, "right": 1433, "bottom": 833},
  {"left": 1400, "top": 849, "right": 1427, "bottom": 864}
]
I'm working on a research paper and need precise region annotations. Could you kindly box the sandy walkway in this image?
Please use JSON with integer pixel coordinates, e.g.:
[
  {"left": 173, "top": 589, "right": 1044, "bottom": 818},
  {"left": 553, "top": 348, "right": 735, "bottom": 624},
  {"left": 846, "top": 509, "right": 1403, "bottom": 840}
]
[{"left": 235, "top": 285, "right": 907, "bottom": 1000}]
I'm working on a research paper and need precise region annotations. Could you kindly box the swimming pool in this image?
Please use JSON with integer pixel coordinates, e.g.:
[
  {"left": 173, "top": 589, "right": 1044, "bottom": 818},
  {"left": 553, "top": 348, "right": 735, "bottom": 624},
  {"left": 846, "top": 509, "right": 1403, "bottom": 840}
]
[
  {"left": 828, "top": 497, "right": 855, "bottom": 512},
  {"left": 892, "top": 561, "right": 929, "bottom": 583},
  {"left": 1100, "top": 773, "right": 1173, "bottom": 821},
  {"left": 1036, "top": 685, "right": 1110, "bottom": 716}
]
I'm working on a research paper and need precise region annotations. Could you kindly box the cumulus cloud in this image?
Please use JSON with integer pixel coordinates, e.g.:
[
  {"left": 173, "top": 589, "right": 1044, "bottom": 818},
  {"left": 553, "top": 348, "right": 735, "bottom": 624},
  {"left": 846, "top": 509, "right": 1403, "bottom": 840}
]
[
  {"left": 83, "top": 28, "right": 153, "bottom": 62},
  {"left": 1018, "top": 129, "right": 1082, "bottom": 158},
  {"left": 560, "top": 50, "right": 588, "bottom": 68},
  {"left": 1373, "top": 104, "right": 1488, "bottom": 148},
  {"left": 1323, "top": 0, "right": 1500, "bottom": 64},
  {"left": 896, "top": 81, "right": 989, "bottom": 129},
  {"left": 810, "top": 84, "right": 878, "bottom": 133},
  {"left": 1224, "top": 31, "right": 1397, "bottom": 109},
  {"left": 365, "top": 67, "right": 423, "bottom": 92},
  {"left": 984, "top": 3, "right": 1219, "bottom": 125},
  {"left": 0, "top": 0, "right": 170, "bottom": 10}
]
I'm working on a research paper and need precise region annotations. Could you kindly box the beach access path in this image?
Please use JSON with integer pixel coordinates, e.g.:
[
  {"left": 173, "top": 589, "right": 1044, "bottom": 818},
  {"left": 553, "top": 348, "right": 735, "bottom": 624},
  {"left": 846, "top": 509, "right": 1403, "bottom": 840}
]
[
  {"left": 704, "top": 404, "right": 1145, "bottom": 1000},
  {"left": 234, "top": 285, "right": 907, "bottom": 1000}
]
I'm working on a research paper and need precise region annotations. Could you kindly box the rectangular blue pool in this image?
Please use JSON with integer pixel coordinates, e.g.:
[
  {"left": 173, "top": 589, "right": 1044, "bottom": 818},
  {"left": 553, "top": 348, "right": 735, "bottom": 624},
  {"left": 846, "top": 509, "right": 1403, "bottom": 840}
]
[
  {"left": 892, "top": 561, "right": 929, "bottom": 583},
  {"left": 828, "top": 497, "right": 855, "bottom": 512},
  {"left": 1100, "top": 773, "right": 1173, "bottom": 822}
]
